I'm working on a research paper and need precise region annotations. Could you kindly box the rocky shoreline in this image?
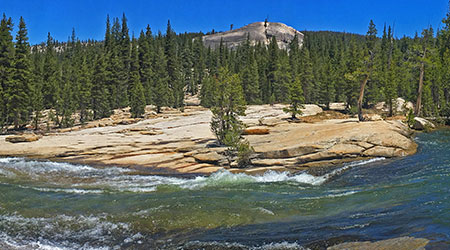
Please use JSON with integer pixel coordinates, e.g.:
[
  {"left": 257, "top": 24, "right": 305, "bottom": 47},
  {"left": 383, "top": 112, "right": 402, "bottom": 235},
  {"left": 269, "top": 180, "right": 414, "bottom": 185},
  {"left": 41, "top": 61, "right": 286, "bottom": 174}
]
[{"left": 0, "top": 104, "right": 417, "bottom": 176}]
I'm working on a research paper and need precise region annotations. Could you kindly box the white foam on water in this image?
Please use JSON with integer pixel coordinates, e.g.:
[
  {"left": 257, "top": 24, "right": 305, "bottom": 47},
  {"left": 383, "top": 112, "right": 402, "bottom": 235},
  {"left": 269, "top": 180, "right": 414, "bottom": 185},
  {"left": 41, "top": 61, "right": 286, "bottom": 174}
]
[
  {"left": 29, "top": 186, "right": 105, "bottom": 194},
  {"left": 255, "top": 207, "right": 275, "bottom": 216},
  {"left": 0, "top": 157, "right": 385, "bottom": 194},
  {"left": 338, "top": 222, "right": 370, "bottom": 230},
  {"left": 0, "top": 213, "right": 130, "bottom": 249},
  {"left": 252, "top": 241, "right": 306, "bottom": 250}
]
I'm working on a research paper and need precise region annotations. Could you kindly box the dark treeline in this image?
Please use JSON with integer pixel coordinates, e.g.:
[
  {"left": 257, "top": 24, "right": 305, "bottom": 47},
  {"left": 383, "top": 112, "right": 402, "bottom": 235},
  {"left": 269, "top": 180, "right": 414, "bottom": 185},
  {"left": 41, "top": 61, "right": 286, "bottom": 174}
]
[{"left": 1, "top": 10, "right": 450, "bottom": 130}]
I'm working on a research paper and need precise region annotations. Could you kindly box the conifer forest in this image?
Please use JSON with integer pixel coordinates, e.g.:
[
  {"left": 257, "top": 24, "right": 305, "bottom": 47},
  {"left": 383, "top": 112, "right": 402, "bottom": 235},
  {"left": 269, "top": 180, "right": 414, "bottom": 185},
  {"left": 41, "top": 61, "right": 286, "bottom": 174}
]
[{"left": 1, "top": 13, "right": 450, "bottom": 131}]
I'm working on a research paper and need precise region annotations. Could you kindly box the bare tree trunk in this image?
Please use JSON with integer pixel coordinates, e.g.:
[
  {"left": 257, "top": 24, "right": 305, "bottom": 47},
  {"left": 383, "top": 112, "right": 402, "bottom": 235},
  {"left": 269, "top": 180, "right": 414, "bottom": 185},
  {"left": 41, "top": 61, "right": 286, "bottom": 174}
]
[
  {"left": 358, "top": 74, "right": 370, "bottom": 121},
  {"left": 387, "top": 32, "right": 394, "bottom": 117},
  {"left": 415, "top": 60, "right": 425, "bottom": 116}
]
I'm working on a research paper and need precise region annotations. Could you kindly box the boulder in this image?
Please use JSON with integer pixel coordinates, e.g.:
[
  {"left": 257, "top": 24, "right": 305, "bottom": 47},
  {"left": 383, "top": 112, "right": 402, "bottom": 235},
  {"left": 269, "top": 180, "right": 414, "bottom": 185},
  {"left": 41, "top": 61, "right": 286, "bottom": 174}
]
[
  {"left": 329, "top": 102, "right": 347, "bottom": 111},
  {"left": 243, "top": 126, "right": 270, "bottom": 135},
  {"left": 412, "top": 117, "right": 435, "bottom": 130},
  {"left": 193, "top": 152, "right": 224, "bottom": 164},
  {"left": 363, "top": 114, "right": 383, "bottom": 121},
  {"left": 395, "top": 97, "right": 415, "bottom": 114},
  {"left": 374, "top": 101, "right": 386, "bottom": 110},
  {"left": 6, "top": 133, "right": 41, "bottom": 143},
  {"left": 405, "top": 101, "right": 414, "bottom": 111},
  {"left": 301, "top": 104, "right": 323, "bottom": 116}
]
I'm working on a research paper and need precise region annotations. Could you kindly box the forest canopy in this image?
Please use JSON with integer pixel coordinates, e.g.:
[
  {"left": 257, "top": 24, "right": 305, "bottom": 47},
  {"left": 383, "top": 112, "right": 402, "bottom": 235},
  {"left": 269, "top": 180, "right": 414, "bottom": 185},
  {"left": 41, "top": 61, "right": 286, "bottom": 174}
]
[{"left": 1, "top": 10, "right": 450, "bottom": 131}]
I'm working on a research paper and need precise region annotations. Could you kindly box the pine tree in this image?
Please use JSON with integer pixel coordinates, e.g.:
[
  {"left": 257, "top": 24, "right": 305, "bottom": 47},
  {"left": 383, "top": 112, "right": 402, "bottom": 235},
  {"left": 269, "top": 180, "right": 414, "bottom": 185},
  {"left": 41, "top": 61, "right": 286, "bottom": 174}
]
[
  {"left": 165, "top": 20, "right": 184, "bottom": 108},
  {"left": 266, "top": 36, "right": 279, "bottom": 103},
  {"left": 193, "top": 37, "right": 205, "bottom": 92},
  {"left": 30, "top": 47, "right": 44, "bottom": 130},
  {"left": 440, "top": 3, "right": 450, "bottom": 114},
  {"left": 210, "top": 67, "right": 253, "bottom": 167},
  {"left": 210, "top": 67, "right": 246, "bottom": 144},
  {"left": 415, "top": 27, "right": 434, "bottom": 116},
  {"left": 104, "top": 15, "right": 112, "bottom": 51},
  {"left": 138, "top": 27, "right": 153, "bottom": 105},
  {"left": 78, "top": 55, "right": 92, "bottom": 123},
  {"left": 153, "top": 46, "right": 170, "bottom": 113},
  {"left": 240, "top": 36, "right": 260, "bottom": 104},
  {"left": 118, "top": 13, "right": 130, "bottom": 108},
  {"left": 0, "top": 14, "right": 14, "bottom": 128},
  {"left": 283, "top": 76, "right": 304, "bottom": 119},
  {"left": 129, "top": 38, "right": 145, "bottom": 117},
  {"left": 273, "top": 51, "right": 291, "bottom": 102},
  {"left": 344, "top": 36, "right": 364, "bottom": 110},
  {"left": 181, "top": 38, "right": 195, "bottom": 95},
  {"left": 42, "top": 33, "right": 59, "bottom": 109},
  {"left": 8, "top": 17, "right": 31, "bottom": 129},
  {"left": 384, "top": 25, "right": 398, "bottom": 116},
  {"left": 318, "top": 58, "right": 335, "bottom": 108},
  {"left": 357, "top": 20, "right": 377, "bottom": 121},
  {"left": 59, "top": 80, "right": 74, "bottom": 128},
  {"left": 92, "top": 51, "right": 111, "bottom": 119},
  {"left": 104, "top": 16, "right": 119, "bottom": 109}
]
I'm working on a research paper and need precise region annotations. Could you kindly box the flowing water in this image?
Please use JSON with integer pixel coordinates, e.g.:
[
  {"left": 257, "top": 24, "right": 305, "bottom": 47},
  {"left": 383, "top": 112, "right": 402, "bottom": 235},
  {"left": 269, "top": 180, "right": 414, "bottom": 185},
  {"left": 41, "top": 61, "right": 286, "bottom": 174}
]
[{"left": 0, "top": 130, "right": 449, "bottom": 249}]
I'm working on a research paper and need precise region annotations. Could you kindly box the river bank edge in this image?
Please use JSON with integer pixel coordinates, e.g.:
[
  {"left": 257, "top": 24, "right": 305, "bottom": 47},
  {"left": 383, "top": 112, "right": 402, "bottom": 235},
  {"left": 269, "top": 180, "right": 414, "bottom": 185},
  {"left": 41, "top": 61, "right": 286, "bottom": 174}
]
[{"left": 0, "top": 104, "right": 421, "bottom": 177}]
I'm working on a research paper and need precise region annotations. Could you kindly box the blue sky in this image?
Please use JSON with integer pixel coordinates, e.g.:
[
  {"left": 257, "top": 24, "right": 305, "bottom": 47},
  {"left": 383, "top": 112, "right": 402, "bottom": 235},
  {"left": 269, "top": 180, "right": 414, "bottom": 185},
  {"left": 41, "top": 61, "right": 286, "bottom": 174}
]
[{"left": 1, "top": 0, "right": 448, "bottom": 44}]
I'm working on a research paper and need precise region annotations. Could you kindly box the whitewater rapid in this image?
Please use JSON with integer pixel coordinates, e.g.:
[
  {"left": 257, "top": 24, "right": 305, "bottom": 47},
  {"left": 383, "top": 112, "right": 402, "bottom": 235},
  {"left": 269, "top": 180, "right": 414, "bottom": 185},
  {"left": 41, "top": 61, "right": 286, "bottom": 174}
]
[{"left": 0, "top": 157, "right": 385, "bottom": 194}]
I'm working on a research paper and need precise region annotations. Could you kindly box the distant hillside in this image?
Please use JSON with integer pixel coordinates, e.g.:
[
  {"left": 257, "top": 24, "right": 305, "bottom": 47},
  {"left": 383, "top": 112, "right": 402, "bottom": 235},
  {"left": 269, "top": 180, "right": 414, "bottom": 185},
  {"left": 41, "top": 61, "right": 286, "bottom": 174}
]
[{"left": 202, "top": 22, "right": 304, "bottom": 50}]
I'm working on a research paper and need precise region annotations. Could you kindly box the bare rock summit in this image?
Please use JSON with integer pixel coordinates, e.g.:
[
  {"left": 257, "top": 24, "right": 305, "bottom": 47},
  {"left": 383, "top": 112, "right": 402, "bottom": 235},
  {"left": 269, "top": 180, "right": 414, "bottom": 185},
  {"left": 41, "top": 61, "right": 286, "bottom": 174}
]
[{"left": 202, "top": 22, "right": 304, "bottom": 50}]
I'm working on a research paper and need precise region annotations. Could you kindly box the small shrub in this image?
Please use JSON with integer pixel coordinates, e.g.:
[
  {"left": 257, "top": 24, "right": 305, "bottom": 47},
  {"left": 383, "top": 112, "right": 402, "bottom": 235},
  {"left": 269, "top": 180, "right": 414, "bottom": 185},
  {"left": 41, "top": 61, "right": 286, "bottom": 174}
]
[{"left": 406, "top": 109, "right": 415, "bottom": 128}]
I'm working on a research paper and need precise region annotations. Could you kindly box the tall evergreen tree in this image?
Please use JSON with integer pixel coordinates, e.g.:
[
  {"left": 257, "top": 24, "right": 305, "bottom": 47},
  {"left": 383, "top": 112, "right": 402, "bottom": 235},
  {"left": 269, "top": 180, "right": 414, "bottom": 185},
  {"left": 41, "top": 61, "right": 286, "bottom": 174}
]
[
  {"left": 117, "top": 14, "right": 130, "bottom": 108},
  {"left": 181, "top": 38, "right": 195, "bottom": 95},
  {"left": 165, "top": 20, "right": 184, "bottom": 108},
  {"left": 129, "top": 39, "right": 145, "bottom": 117},
  {"left": 298, "top": 44, "right": 314, "bottom": 104},
  {"left": 8, "top": 17, "right": 31, "bottom": 129},
  {"left": 357, "top": 20, "right": 377, "bottom": 121},
  {"left": 42, "top": 33, "right": 59, "bottom": 109},
  {"left": 210, "top": 67, "right": 246, "bottom": 144},
  {"left": 77, "top": 55, "right": 92, "bottom": 123},
  {"left": 92, "top": 51, "right": 111, "bottom": 119},
  {"left": 266, "top": 36, "right": 279, "bottom": 103},
  {"left": 153, "top": 46, "right": 170, "bottom": 113},
  {"left": 193, "top": 37, "right": 205, "bottom": 93},
  {"left": 283, "top": 76, "right": 304, "bottom": 119},
  {"left": 273, "top": 51, "right": 291, "bottom": 102},
  {"left": 240, "top": 36, "right": 260, "bottom": 104},
  {"left": 0, "top": 14, "right": 14, "bottom": 128},
  {"left": 30, "top": 47, "right": 44, "bottom": 130},
  {"left": 138, "top": 28, "right": 153, "bottom": 104}
]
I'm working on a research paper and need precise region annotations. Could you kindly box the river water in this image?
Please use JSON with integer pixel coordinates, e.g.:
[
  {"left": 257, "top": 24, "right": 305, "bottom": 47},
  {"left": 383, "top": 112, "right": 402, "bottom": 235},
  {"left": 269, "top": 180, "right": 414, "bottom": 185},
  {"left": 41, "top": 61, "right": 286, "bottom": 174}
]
[{"left": 0, "top": 130, "right": 449, "bottom": 249}]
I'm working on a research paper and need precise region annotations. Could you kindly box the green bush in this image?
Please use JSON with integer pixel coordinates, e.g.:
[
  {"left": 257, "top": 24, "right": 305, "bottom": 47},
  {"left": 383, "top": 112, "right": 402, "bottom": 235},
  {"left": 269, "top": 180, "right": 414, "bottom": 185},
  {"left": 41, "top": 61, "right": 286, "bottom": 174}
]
[{"left": 406, "top": 109, "right": 415, "bottom": 128}]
